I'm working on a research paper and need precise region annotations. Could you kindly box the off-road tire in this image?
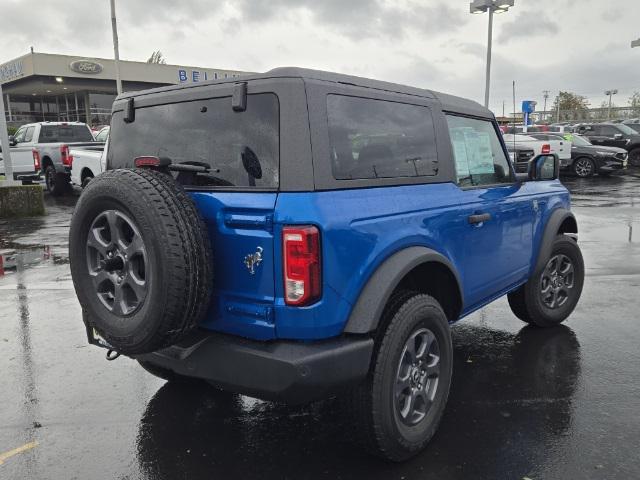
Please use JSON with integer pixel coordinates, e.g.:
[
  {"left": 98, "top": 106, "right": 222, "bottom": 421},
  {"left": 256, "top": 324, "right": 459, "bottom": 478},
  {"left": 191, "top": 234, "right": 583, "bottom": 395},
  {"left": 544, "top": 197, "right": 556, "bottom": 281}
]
[
  {"left": 69, "top": 168, "right": 213, "bottom": 354},
  {"left": 343, "top": 291, "right": 453, "bottom": 462},
  {"left": 508, "top": 235, "right": 584, "bottom": 327},
  {"left": 45, "top": 165, "right": 70, "bottom": 196}
]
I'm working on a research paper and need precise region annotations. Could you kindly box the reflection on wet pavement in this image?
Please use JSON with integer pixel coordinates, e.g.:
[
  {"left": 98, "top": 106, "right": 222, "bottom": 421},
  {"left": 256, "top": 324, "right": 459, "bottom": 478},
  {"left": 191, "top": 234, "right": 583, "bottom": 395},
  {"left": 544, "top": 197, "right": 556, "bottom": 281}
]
[{"left": 1, "top": 174, "right": 639, "bottom": 479}]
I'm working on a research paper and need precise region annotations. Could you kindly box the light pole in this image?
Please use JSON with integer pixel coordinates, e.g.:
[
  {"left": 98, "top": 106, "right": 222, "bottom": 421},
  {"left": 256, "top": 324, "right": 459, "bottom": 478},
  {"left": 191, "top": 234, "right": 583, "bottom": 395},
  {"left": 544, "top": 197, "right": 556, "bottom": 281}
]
[
  {"left": 110, "top": 0, "right": 123, "bottom": 95},
  {"left": 470, "top": 0, "right": 515, "bottom": 108},
  {"left": 605, "top": 89, "right": 618, "bottom": 120},
  {"left": 542, "top": 90, "right": 550, "bottom": 122}
]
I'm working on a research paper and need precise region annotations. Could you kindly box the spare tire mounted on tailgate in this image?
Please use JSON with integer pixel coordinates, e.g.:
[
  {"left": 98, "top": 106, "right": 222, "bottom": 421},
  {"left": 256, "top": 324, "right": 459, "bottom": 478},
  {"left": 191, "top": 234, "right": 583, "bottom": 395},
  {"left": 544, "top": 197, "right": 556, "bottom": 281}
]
[{"left": 69, "top": 168, "right": 213, "bottom": 355}]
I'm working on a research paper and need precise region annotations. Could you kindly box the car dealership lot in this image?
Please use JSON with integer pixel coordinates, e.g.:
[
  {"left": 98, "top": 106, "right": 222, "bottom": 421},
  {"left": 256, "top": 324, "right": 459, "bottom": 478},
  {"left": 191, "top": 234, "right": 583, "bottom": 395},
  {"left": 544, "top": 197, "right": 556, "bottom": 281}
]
[{"left": 1, "top": 173, "right": 639, "bottom": 479}]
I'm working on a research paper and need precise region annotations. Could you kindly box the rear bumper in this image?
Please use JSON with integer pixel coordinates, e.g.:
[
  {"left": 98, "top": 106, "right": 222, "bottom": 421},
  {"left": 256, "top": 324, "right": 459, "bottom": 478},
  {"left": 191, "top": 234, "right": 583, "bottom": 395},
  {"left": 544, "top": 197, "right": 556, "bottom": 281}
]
[{"left": 136, "top": 330, "right": 374, "bottom": 404}]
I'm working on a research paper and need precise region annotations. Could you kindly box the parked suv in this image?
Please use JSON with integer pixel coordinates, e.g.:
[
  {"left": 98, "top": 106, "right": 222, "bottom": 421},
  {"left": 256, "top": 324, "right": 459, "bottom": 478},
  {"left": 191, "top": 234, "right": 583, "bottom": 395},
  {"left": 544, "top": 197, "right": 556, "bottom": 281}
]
[
  {"left": 575, "top": 123, "right": 640, "bottom": 167},
  {"left": 69, "top": 68, "right": 584, "bottom": 461}
]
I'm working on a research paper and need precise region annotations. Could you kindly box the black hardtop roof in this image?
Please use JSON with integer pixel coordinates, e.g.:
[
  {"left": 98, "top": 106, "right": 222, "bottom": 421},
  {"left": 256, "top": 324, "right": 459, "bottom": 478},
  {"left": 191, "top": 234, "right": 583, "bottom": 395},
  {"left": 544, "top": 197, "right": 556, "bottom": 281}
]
[{"left": 116, "top": 66, "right": 491, "bottom": 118}]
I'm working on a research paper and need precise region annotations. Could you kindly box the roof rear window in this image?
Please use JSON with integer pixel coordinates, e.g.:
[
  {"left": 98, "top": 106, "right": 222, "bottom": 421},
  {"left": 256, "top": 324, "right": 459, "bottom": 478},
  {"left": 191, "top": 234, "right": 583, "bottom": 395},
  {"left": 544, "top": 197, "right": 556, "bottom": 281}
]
[
  {"left": 39, "top": 125, "right": 94, "bottom": 143},
  {"left": 108, "top": 93, "right": 279, "bottom": 189}
]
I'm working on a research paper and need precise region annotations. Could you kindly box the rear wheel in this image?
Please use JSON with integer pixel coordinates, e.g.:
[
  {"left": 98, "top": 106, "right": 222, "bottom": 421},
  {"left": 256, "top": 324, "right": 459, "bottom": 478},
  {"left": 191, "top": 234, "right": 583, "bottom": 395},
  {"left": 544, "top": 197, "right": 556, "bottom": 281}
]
[
  {"left": 81, "top": 174, "right": 94, "bottom": 188},
  {"left": 629, "top": 148, "right": 640, "bottom": 167},
  {"left": 572, "top": 157, "right": 595, "bottom": 177},
  {"left": 508, "top": 236, "right": 584, "bottom": 327},
  {"left": 343, "top": 292, "right": 452, "bottom": 461},
  {"left": 45, "top": 165, "right": 70, "bottom": 196}
]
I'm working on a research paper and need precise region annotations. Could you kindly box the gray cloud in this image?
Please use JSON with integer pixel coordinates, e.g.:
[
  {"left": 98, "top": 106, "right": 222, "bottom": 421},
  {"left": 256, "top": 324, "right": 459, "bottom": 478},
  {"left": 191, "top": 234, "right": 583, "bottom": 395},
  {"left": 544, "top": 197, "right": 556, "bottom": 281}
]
[
  {"left": 497, "top": 10, "right": 559, "bottom": 42},
  {"left": 231, "top": 0, "right": 467, "bottom": 40}
]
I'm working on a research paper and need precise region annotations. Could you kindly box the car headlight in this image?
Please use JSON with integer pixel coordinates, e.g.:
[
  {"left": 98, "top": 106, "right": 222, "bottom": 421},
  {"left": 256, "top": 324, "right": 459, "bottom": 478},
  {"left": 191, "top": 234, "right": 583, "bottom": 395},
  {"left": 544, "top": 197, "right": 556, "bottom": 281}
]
[{"left": 595, "top": 151, "right": 614, "bottom": 156}]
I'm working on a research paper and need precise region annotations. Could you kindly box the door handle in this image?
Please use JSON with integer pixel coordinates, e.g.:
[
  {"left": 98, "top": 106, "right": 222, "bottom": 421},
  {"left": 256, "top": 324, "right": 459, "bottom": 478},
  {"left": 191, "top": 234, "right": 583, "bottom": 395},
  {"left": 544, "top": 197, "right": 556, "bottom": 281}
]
[{"left": 468, "top": 213, "right": 492, "bottom": 224}]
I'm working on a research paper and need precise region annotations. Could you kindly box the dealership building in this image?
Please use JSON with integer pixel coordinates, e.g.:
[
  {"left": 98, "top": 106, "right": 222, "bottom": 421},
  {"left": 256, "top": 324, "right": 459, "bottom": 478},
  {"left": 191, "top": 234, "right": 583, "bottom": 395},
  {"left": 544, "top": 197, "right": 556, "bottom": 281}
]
[{"left": 0, "top": 51, "right": 248, "bottom": 127}]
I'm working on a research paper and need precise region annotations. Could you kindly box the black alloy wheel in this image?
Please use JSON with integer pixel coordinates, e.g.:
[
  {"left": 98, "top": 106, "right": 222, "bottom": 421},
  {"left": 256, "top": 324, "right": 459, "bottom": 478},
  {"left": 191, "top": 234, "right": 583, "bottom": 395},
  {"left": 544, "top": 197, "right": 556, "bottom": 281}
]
[
  {"left": 539, "top": 254, "right": 575, "bottom": 310},
  {"left": 395, "top": 328, "right": 441, "bottom": 426},
  {"left": 86, "top": 209, "right": 148, "bottom": 316},
  {"left": 629, "top": 148, "right": 640, "bottom": 167},
  {"left": 573, "top": 157, "right": 594, "bottom": 177}
]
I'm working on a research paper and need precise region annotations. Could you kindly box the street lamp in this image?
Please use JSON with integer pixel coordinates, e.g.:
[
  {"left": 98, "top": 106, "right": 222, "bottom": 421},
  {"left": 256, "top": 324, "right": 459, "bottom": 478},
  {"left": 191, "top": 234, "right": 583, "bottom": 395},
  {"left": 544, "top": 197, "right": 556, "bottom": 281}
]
[
  {"left": 470, "top": 0, "right": 515, "bottom": 108},
  {"left": 605, "top": 89, "right": 618, "bottom": 120}
]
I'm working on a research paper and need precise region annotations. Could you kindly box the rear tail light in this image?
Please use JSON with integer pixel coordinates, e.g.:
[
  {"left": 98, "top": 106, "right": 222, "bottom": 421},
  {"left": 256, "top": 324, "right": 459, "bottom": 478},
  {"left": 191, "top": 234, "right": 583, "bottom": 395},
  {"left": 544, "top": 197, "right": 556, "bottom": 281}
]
[
  {"left": 541, "top": 144, "right": 551, "bottom": 154},
  {"left": 60, "top": 145, "right": 73, "bottom": 167},
  {"left": 283, "top": 226, "right": 321, "bottom": 306},
  {"left": 134, "top": 156, "right": 161, "bottom": 168},
  {"left": 32, "top": 149, "right": 41, "bottom": 171}
]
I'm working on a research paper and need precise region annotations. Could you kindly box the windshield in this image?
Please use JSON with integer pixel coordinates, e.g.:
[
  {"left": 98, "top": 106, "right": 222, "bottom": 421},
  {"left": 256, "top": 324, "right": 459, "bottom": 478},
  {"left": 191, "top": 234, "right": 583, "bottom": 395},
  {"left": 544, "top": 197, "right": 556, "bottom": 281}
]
[{"left": 616, "top": 124, "right": 637, "bottom": 135}]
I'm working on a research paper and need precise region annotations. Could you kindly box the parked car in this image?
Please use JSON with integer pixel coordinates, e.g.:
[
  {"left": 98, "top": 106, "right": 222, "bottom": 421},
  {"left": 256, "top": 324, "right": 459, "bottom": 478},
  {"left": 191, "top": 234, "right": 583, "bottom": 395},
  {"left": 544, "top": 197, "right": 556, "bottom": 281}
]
[
  {"left": 68, "top": 67, "right": 584, "bottom": 462},
  {"left": 527, "top": 133, "right": 627, "bottom": 177},
  {"left": 621, "top": 121, "right": 640, "bottom": 134},
  {"left": 575, "top": 123, "right": 640, "bottom": 166},
  {"left": 504, "top": 143, "right": 536, "bottom": 173},
  {"left": 503, "top": 133, "right": 572, "bottom": 171}
]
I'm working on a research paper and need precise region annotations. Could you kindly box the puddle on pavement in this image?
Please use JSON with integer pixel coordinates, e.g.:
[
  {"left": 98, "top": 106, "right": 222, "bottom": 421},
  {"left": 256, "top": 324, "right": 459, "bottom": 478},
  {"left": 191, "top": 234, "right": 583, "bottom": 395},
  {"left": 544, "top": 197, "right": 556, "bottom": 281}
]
[{"left": 0, "top": 246, "right": 68, "bottom": 277}]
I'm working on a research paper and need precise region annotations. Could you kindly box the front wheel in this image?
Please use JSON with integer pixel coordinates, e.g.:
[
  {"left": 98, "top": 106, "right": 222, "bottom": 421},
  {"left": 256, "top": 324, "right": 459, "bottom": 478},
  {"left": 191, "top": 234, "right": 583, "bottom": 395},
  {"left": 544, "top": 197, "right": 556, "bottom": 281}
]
[
  {"left": 508, "top": 236, "right": 584, "bottom": 327},
  {"left": 344, "top": 292, "right": 453, "bottom": 461},
  {"left": 572, "top": 157, "right": 595, "bottom": 177}
]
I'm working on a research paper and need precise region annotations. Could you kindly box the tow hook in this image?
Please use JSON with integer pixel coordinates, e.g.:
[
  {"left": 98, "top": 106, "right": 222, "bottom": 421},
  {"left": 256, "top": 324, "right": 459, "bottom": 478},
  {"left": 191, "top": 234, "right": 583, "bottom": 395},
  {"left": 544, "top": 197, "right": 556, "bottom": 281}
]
[{"left": 106, "top": 349, "right": 121, "bottom": 361}]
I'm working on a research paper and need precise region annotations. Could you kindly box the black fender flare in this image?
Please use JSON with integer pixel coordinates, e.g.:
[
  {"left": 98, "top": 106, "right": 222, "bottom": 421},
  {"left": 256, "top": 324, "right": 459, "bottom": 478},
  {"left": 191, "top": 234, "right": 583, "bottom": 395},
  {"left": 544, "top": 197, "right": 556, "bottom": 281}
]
[
  {"left": 534, "top": 208, "right": 578, "bottom": 273},
  {"left": 343, "top": 246, "right": 463, "bottom": 334}
]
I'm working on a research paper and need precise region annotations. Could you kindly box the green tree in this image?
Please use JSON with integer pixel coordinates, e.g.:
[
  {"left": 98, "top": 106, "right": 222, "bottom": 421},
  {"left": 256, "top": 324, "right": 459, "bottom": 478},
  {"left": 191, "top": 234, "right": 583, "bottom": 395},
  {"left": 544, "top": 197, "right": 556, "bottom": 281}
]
[
  {"left": 629, "top": 91, "right": 640, "bottom": 116},
  {"left": 551, "top": 91, "right": 590, "bottom": 113},
  {"left": 147, "top": 51, "right": 167, "bottom": 64}
]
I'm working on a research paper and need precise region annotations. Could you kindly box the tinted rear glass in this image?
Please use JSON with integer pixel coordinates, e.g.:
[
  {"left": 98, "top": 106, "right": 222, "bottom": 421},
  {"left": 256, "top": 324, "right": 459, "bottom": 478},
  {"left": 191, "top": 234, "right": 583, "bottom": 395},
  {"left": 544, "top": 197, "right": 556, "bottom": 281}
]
[
  {"left": 108, "top": 94, "right": 279, "bottom": 189},
  {"left": 39, "top": 125, "right": 94, "bottom": 143},
  {"left": 327, "top": 95, "right": 438, "bottom": 180}
]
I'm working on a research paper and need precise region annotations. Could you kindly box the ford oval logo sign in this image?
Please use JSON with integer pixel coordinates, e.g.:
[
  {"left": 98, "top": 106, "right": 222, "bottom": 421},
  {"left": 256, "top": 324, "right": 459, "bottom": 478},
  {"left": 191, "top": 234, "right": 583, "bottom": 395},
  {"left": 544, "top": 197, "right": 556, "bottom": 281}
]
[{"left": 69, "top": 60, "right": 103, "bottom": 75}]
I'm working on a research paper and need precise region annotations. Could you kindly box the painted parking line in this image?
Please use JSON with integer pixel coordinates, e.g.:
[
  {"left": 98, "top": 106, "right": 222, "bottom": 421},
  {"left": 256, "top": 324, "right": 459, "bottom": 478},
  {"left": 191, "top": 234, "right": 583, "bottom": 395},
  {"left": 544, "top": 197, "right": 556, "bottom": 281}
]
[{"left": 0, "top": 441, "right": 38, "bottom": 465}]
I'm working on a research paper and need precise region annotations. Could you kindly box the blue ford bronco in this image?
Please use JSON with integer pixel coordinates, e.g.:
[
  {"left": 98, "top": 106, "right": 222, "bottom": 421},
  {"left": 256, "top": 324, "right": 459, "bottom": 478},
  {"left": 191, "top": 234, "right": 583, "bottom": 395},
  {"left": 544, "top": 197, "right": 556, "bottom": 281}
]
[{"left": 69, "top": 68, "right": 584, "bottom": 461}]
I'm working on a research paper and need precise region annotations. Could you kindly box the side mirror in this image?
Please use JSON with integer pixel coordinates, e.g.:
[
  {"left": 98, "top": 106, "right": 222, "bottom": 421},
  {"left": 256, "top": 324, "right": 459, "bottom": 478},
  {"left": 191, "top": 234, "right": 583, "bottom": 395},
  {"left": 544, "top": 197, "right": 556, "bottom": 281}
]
[
  {"left": 614, "top": 133, "right": 624, "bottom": 140},
  {"left": 8, "top": 135, "right": 17, "bottom": 147},
  {"left": 531, "top": 154, "right": 559, "bottom": 181}
]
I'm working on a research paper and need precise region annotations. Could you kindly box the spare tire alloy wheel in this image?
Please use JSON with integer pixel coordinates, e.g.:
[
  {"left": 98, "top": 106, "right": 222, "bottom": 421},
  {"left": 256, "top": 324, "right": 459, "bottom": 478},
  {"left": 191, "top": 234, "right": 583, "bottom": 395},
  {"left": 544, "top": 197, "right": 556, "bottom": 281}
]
[
  {"left": 69, "top": 169, "right": 213, "bottom": 355},
  {"left": 86, "top": 210, "right": 148, "bottom": 316}
]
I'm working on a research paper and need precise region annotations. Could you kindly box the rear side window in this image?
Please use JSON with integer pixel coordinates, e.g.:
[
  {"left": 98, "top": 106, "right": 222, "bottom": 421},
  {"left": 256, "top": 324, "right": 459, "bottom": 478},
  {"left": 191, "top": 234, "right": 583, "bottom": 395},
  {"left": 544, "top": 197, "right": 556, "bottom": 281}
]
[
  {"left": 108, "top": 93, "right": 279, "bottom": 189},
  {"left": 327, "top": 95, "right": 438, "bottom": 180},
  {"left": 39, "top": 125, "right": 94, "bottom": 143},
  {"left": 445, "top": 115, "right": 512, "bottom": 187}
]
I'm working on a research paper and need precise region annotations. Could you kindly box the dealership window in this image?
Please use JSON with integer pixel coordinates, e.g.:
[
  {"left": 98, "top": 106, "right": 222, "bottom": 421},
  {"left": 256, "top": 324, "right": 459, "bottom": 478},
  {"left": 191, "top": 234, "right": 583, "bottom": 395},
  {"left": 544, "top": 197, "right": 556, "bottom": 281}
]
[
  {"left": 445, "top": 115, "right": 512, "bottom": 187},
  {"left": 327, "top": 95, "right": 438, "bottom": 180}
]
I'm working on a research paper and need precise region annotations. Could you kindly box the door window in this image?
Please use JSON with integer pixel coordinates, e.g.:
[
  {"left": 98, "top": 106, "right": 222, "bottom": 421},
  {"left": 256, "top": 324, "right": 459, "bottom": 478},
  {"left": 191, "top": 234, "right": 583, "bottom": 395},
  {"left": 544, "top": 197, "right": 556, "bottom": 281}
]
[
  {"left": 599, "top": 126, "right": 618, "bottom": 137},
  {"left": 23, "top": 126, "right": 35, "bottom": 143},
  {"left": 13, "top": 127, "right": 26, "bottom": 143},
  {"left": 445, "top": 115, "right": 512, "bottom": 187}
]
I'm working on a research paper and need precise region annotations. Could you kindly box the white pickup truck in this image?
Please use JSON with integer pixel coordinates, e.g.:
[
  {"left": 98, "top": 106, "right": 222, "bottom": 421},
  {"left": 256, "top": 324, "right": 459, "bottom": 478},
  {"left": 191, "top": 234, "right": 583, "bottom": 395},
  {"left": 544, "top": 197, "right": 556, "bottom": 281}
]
[
  {"left": 503, "top": 134, "right": 572, "bottom": 172},
  {"left": 69, "top": 143, "right": 106, "bottom": 189}
]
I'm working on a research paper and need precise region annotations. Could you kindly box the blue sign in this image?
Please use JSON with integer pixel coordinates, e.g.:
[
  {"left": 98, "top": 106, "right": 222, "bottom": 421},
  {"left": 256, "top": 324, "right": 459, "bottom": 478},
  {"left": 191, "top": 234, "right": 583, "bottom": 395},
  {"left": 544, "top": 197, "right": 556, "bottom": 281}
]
[{"left": 521, "top": 100, "right": 537, "bottom": 113}]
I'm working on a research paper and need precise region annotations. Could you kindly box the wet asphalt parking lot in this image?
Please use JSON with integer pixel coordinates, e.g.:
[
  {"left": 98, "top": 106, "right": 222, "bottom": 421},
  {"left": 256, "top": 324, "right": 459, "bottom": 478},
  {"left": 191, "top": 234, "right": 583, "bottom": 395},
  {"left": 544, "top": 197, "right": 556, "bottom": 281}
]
[{"left": 1, "top": 171, "right": 639, "bottom": 480}]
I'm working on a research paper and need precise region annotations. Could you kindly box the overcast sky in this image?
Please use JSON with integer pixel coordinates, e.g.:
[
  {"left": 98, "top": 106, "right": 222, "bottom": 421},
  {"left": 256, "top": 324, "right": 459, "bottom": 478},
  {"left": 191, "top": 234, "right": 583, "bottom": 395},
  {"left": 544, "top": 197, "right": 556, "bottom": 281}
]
[{"left": 1, "top": 0, "right": 639, "bottom": 114}]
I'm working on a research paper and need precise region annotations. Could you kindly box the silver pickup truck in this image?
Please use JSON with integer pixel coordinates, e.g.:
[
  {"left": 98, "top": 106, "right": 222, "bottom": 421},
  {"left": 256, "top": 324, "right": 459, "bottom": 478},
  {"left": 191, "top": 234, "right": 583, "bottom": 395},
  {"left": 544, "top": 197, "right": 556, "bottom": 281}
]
[{"left": 1, "top": 122, "right": 100, "bottom": 194}]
